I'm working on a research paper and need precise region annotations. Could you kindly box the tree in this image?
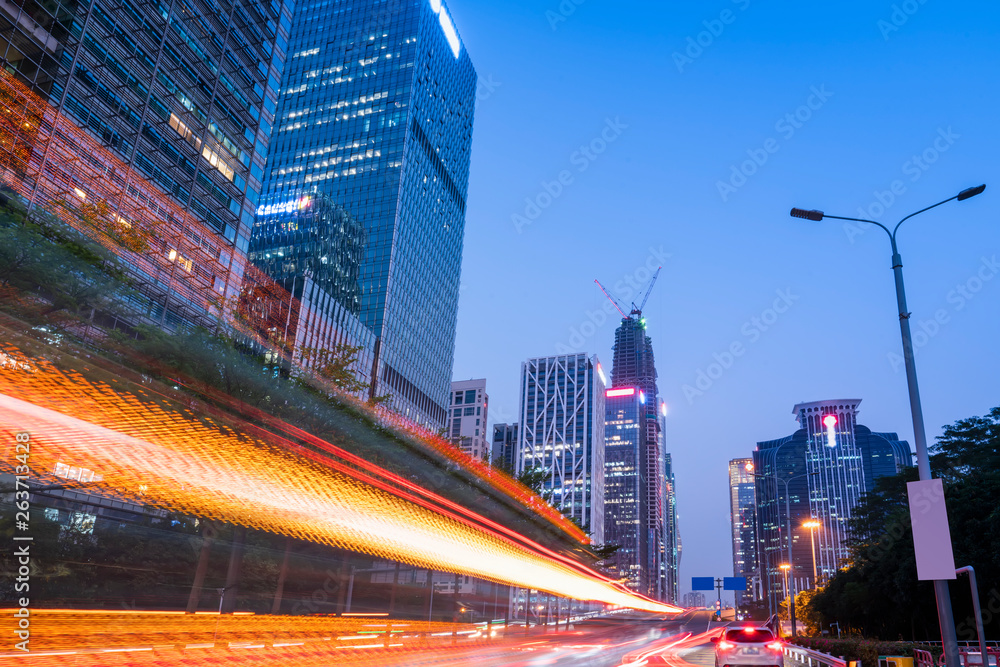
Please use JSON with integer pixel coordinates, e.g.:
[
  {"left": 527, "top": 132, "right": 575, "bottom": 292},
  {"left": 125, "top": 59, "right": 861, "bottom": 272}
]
[
  {"left": 296, "top": 343, "right": 370, "bottom": 395},
  {"left": 592, "top": 543, "right": 620, "bottom": 562},
  {"left": 516, "top": 465, "right": 552, "bottom": 503},
  {"left": 54, "top": 192, "right": 161, "bottom": 254},
  {"left": 0, "top": 199, "right": 132, "bottom": 327},
  {"left": 803, "top": 406, "right": 1000, "bottom": 640}
]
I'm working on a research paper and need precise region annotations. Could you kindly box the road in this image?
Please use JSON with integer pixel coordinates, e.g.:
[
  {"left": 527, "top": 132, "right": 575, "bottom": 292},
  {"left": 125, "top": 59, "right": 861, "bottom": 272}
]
[
  {"left": 0, "top": 610, "right": 733, "bottom": 666},
  {"left": 372, "top": 609, "right": 731, "bottom": 667}
]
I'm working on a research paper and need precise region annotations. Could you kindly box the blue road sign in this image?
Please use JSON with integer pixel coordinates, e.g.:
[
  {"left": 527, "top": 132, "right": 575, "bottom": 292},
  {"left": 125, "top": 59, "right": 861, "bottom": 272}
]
[
  {"left": 723, "top": 577, "right": 748, "bottom": 591},
  {"left": 692, "top": 577, "right": 715, "bottom": 591}
]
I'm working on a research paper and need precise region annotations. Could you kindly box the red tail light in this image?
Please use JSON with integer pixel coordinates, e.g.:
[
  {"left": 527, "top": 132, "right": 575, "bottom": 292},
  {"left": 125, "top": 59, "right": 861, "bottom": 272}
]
[
  {"left": 718, "top": 641, "right": 735, "bottom": 650},
  {"left": 767, "top": 642, "right": 783, "bottom": 650}
]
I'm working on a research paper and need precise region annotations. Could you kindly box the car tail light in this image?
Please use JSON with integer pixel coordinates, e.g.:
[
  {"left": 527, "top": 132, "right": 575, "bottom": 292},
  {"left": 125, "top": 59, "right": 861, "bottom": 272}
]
[
  {"left": 767, "top": 642, "right": 783, "bottom": 651},
  {"left": 718, "top": 641, "right": 734, "bottom": 650}
]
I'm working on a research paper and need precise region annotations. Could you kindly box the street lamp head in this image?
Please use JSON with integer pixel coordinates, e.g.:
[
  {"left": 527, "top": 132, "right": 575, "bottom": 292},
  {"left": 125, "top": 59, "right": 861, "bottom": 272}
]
[
  {"left": 779, "top": 564, "right": 791, "bottom": 571},
  {"left": 957, "top": 184, "right": 986, "bottom": 201},
  {"left": 803, "top": 520, "right": 821, "bottom": 529},
  {"left": 790, "top": 207, "right": 825, "bottom": 221}
]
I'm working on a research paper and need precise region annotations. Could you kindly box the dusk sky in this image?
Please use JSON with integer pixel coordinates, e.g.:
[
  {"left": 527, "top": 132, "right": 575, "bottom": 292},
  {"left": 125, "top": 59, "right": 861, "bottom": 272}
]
[{"left": 447, "top": 0, "right": 1000, "bottom": 602}]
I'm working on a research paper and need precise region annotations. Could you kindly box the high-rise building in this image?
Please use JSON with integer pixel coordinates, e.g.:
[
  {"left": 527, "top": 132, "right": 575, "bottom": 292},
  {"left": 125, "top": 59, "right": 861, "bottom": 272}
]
[
  {"left": 728, "top": 457, "right": 759, "bottom": 608},
  {"left": 252, "top": 0, "right": 477, "bottom": 429},
  {"left": 753, "top": 399, "right": 912, "bottom": 613},
  {"left": 682, "top": 591, "right": 706, "bottom": 608},
  {"left": 0, "top": 0, "right": 291, "bottom": 328},
  {"left": 446, "top": 379, "right": 487, "bottom": 460},
  {"left": 517, "top": 353, "right": 606, "bottom": 544},
  {"left": 491, "top": 422, "right": 518, "bottom": 471},
  {"left": 604, "top": 386, "right": 645, "bottom": 592},
  {"left": 604, "top": 311, "right": 666, "bottom": 600},
  {"left": 664, "top": 449, "right": 680, "bottom": 604}
]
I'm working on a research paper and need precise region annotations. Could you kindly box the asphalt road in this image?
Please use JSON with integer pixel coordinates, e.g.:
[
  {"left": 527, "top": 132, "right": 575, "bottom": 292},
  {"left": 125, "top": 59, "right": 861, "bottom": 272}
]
[{"left": 372, "top": 609, "right": 733, "bottom": 667}]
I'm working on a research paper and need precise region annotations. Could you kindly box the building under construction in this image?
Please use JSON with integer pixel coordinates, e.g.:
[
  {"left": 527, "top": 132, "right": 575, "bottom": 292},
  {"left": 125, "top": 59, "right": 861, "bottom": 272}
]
[{"left": 598, "top": 269, "right": 679, "bottom": 603}]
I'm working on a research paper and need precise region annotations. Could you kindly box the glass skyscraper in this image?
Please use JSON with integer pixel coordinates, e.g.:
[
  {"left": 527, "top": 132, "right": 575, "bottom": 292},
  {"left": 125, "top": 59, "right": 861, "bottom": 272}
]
[
  {"left": 517, "top": 353, "right": 606, "bottom": 544},
  {"left": 752, "top": 399, "right": 912, "bottom": 614},
  {"left": 0, "top": 0, "right": 290, "bottom": 328},
  {"left": 664, "top": 448, "right": 680, "bottom": 604},
  {"left": 252, "top": 0, "right": 477, "bottom": 428},
  {"left": 604, "top": 314, "right": 668, "bottom": 601},
  {"left": 728, "top": 457, "right": 759, "bottom": 608},
  {"left": 604, "top": 386, "right": 645, "bottom": 594}
]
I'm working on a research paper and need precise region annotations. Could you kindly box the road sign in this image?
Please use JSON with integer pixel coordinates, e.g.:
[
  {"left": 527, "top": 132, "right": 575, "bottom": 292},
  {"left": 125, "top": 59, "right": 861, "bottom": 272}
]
[
  {"left": 692, "top": 577, "right": 715, "bottom": 591},
  {"left": 723, "top": 577, "right": 747, "bottom": 591}
]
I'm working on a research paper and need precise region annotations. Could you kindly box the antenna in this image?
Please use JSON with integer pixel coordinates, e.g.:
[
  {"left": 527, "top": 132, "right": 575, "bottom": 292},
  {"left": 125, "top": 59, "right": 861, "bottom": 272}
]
[
  {"left": 594, "top": 279, "right": 628, "bottom": 319},
  {"left": 631, "top": 266, "right": 661, "bottom": 317}
]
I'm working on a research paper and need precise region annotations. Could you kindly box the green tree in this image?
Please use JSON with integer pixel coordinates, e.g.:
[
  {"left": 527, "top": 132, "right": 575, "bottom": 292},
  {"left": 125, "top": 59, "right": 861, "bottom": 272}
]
[
  {"left": 0, "top": 200, "right": 131, "bottom": 326},
  {"left": 517, "top": 465, "right": 552, "bottom": 503},
  {"left": 592, "top": 543, "right": 620, "bottom": 562}
]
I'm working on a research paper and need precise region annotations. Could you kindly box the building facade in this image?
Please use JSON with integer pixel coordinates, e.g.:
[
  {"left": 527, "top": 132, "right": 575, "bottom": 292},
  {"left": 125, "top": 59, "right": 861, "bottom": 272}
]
[
  {"left": 682, "top": 591, "right": 706, "bottom": 608},
  {"left": 753, "top": 399, "right": 912, "bottom": 613},
  {"left": 728, "top": 457, "right": 759, "bottom": 608},
  {"left": 446, "top": 379, "right": 487, "bottom": 460},
  {"left": 252, "top": 0, "right": 477, "bottom": 429},
  {"left": 518, "top": 353, "right": 605, "bottom": 544},
  {"left": 604, "top": 386, "right": 644, "bottom": 592},
  {"left": 0, "top": 0, "right": 291, "bottom": 328},
  {"left": 491, "top": 422, "right": 518, "bottom": 471},
  {"left": 604, "top": 314, "right": 667, "bottom": 600},
  {"left": 664, "top": 449, "right": 680, "bottom": 604}
]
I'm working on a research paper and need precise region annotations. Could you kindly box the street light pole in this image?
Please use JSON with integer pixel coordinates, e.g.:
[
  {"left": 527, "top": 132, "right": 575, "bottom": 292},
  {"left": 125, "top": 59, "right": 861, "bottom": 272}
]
[
  {"left": 779, "top": 563, "right": 791, "bottom": 634},
  {"left": 803, "top": 520, "right": 820, "bottom": 586},
  {"left": 755, "top": 470, "right": 816, "bottom": 636},
  {"left": 790, "top": 184, "right": 985, "bottom": 667}
]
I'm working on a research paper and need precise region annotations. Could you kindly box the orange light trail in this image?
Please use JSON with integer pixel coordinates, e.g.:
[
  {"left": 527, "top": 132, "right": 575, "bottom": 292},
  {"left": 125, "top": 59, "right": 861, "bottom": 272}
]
[
  {"left": 0, "top": 346, "right": 682, "bottom": 614},
  {"left": 0, "top": 610, "right": 497, "bottom": 665},
  {"left": 0, "top": 68, "right": 587, "bottom": 545}
]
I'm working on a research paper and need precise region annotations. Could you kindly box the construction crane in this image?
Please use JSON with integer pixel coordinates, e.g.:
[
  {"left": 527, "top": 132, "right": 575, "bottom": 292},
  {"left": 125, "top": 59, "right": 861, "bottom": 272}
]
[
  {"left": 631, "top": 266, "right": 661, "bottom": 318},
  {"left": 594, "top": 279, "right": 628, "bottom": 319}
]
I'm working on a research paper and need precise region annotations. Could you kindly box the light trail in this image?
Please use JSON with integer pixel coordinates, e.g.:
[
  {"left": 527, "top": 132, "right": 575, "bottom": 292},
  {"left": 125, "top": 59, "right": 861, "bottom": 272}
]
[{"left": 0, "top": 345, "right": 682, "bottom": 613}]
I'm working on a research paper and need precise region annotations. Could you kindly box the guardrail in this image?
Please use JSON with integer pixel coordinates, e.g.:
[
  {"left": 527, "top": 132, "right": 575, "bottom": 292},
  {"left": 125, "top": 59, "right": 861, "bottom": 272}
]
[
  {"left": 915, "top": 649, "right": 936, "bottom": 667},
  {"left": 784, "top": 643, "right": 849, "bottom": 667},
  {"left": 906, "top": 647, "right": 999, "bottom": 667}
]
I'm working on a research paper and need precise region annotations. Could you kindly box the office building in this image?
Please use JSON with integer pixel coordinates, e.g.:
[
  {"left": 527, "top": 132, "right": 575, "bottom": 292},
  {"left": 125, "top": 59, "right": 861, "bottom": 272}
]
[
  {"left": 518, "top": 353, "right": 605, "bottom": 543},
  {"left": 604, "top": 312, "right": 667, "bottom": 600},
  {"left": 446, "top": 379, "right": 488, "bottom": 460},
  {"left": 682, "top": 591, "right": 706, "bottom": 608},
  {"left": 492, "top": 422, "right": 518, "bottom": 471},
  {"left": 728, "top": 457, "right": 759, "bottom": 608},
  {"left": 252, "top": 0, "right": 477, "bottom": 429},
  {"left": 753, "top": 399, "right": 912, "bottom": 613},
  {"left": 0, "top": 0, "right": 290, "bottom": 328},
  {"left": 664, "top": 449, "right": 680, "bottom": 604},
  {"left": 605, "top": 385, "right": 662, "bottom": 598}
]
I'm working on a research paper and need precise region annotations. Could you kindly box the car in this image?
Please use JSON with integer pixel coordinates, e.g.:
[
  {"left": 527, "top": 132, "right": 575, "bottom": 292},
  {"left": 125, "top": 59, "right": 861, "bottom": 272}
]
[{"left": 711, "top": 626, "right": 784, "bottom": 667}]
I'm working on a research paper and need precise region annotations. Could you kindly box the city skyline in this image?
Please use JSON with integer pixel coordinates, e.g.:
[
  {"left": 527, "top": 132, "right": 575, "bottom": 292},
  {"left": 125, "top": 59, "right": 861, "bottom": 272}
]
[{"left": 449, "top": 0, "right": 1000, "bottom": 596}]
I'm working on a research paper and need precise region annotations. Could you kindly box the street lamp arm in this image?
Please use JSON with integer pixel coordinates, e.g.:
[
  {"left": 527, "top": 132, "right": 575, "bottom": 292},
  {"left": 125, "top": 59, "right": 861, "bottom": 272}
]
[
  {"left": 892, "top": 195, "right": 958, "bottom": 239},
  {"left": 817, "top": 213, "right": 894, "bottom": 244}
]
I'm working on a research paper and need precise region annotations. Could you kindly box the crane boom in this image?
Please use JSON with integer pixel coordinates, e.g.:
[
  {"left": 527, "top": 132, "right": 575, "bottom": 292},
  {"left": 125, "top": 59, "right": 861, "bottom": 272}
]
[
  {"left": 637, "top": 266, "right": 662, "bottom": 313},
  {"left": 594, "top": 279, "right": 628, "bottom": 319}
]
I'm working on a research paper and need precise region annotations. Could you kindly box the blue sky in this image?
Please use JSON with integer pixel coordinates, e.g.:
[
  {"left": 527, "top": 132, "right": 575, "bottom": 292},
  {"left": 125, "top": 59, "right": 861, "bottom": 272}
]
[{"left": 446, "top": 0, "right": 1000, "bottom": 602}]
